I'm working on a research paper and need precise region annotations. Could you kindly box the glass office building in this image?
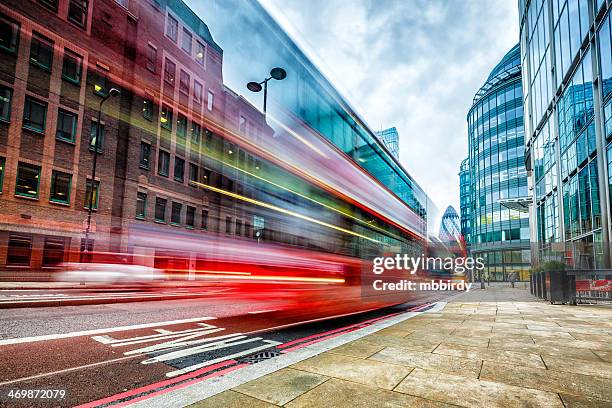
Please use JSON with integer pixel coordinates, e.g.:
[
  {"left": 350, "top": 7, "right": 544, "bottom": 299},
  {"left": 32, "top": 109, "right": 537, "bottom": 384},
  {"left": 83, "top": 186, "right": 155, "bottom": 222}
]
[
  {"left": 519, "top": 0, "right": 612, "bottom": 269},
  {"left": 459, "top": 157, "right": 472, "bottom": 243},
  {"left": 466, "top": 45, "right": 532, "bottom": 281},
  {"left": 375, "top": 127, "right": 400, "bottom": 159}
]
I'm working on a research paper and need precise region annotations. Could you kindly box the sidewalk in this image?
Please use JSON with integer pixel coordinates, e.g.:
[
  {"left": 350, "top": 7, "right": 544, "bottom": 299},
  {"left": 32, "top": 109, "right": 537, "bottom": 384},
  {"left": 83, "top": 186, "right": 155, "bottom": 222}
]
[{"left": 189, "top": 286, "right": 612, "bottom": 408}]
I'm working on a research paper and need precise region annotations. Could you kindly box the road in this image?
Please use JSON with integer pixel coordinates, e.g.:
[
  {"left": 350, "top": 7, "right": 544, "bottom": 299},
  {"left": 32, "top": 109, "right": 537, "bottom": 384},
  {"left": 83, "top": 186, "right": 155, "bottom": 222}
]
[{"left": 0, "top": 287, "right": 447, "bottom": 407}]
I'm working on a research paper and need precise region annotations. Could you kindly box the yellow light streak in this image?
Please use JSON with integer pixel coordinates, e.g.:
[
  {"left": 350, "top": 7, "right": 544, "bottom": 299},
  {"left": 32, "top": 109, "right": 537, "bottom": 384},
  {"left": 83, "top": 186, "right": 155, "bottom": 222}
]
[{"left": 193, "top": 181, "right": 381, "bottom": 244}]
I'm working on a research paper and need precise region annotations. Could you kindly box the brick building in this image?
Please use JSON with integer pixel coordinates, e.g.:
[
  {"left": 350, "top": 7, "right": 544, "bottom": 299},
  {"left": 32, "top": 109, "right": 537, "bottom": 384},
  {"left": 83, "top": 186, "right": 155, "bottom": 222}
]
[{"left": 0, "top": 0, "right": 270, "bottom": 279}]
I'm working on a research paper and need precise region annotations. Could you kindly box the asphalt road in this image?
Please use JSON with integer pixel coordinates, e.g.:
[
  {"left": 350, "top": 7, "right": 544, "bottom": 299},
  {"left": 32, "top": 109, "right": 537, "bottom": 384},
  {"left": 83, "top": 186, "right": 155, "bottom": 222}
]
[{"left": 0, "top": 287, "right": 447, "bottom": 407}]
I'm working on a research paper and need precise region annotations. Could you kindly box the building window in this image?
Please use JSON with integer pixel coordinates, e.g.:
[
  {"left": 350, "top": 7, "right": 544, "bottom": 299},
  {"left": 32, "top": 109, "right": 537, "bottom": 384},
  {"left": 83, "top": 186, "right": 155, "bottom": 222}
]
[
  {"left": 225, "top": 216, "right": 232, "bottom": 234},
  {"left": 0, "top": 156, "right": 4, "bottom": 193},
  {"left": 207, "top": 90, "right": 214, "bottom": 111},
  {"left": 189, "top": 163, "right": 198, "bottom": 185},
  {"left": 193, "top": 81, "right": 202, "bottom": 104},
  {"left": 50, "top": 170, "right": 71, "bottom": 204},
  {"left": 68, "top": 0, "right": 88, "bottom": 28},
  {"left": 177, "top": 113, "right": 187, "bottom": 138},
  {"left": 155, "top": 197, "right": 166, "bottom": 222},
  {"left": 84, "top": 179, "right": 99, "bottom": 209},
  {"left": 142, "top": 98, "right": 153, "bottom": 120},
  {"left": 42, "top": 238, "right": 65, "bottom": 266},
  {"left": 0, "top": 13, "right": 20, "bottom": 54},
  {"left": 89, "top": 121, "right": 104, "bottom": 152},
  {"left": 195, "top": 41, "right": 205, "bottom": 65},
  {"left": 93, "top": 71, "right": 109, "bottom": 97},
  {"left": 115, "top": 0, "right": 128, "bottom": 8},
  {"left": 161, "top": 104, "right": 172, "bottom": 130},
  {"left": 181, "top": 28, "right": 192, "bottom": 54},
  {"left": 164, "top": 58, "right": 176, "bottom": 85},
  {"left": 0, "top": 86, "right": 12, "bottom": 122},
  {"left": 171, "top": 202, "right": 182, "bottom": 224},
  {"left": 186, "top": 205, "right": 195, "bottom": 228},
  {"left": 62, "top": 50, "right": 82, "bottom": 84},
  {"left": 201, "top": 209, "right": 208, "bottom": 230},
  {"left": 23, "top": 96, "right": 47, "bottom": 133},
  {"left": 38, "top": 0, "right": 59, "bottom": 10},
  {"left": 235, "top": 219, "right": 242, "bottom": 236},
  {"left": 56, "top": 109, "right": 77, "bottom": 142},
  {"left": 166, "top": 14, "right": 178, "bottom": 42},
  {"left": 7, "top": 234, "right": 32, "bottom": 266},
  {"left": 146, "top": 44, "right": 157, "bottom": 72},
  {"left": 139, "top": 141, "right": 151, "bottom": 169},
  {"left": 174, "top": 156, "right": 184, "bottom": 182},
  {"left": 30, "top": 33, "right": 54, "bottom": 71},
  {"left": 179, "top": 70, "right": 190, "bottom": 95},
  {"left": 15, "top": 162, "right": 41, "bottom": 198},
  {"left": 136, "top": 191, "right": 146, "bottom": 219},
  {"left": 191, "top": 122, "right": 201, "bottom": 148},
  {"left": 158, "top": 150, "right": 170, "bottom": 176}
]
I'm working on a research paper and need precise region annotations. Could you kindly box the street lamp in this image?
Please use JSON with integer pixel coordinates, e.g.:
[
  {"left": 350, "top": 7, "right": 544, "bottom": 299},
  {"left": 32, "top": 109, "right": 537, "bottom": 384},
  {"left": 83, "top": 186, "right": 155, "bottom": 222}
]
[
  {"left": 247, "top": 67, "right": 287, "bottom": 115},
  {"left": 84, "top": 87, "right": 120, "bottom": 260}
]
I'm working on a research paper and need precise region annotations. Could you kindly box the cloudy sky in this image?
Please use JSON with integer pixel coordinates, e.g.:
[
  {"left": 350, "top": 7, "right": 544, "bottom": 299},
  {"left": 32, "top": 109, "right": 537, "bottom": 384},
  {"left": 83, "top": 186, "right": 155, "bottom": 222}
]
[{"left": 258, "top": 0, "right": 519, "bottom": 221}]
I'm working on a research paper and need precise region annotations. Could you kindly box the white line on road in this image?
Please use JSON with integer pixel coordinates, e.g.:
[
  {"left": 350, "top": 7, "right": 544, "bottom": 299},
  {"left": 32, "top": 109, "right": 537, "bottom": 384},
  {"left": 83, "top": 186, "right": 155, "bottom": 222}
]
[
  {"left": 0, "top": 316, "right": 216, "bottom": 346},
  {"left": 129, "top": 302, "right": 447, "bottom": 408},
  {"left": 247, "top": 309, "right": 279, "bottom": 314}
]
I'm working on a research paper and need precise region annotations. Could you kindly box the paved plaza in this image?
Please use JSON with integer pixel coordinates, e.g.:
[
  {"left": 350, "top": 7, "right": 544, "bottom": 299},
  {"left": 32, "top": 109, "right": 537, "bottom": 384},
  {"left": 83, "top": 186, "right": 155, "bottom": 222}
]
[{"left": 190, "top": 286, "right": 612, "bottom": 408}]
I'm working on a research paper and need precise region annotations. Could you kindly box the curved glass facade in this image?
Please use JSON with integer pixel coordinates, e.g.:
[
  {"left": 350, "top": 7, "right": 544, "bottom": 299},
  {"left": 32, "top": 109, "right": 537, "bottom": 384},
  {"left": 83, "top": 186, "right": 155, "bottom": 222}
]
[{"left": 466, "top": 45, "right": 531, "bottom": 281}]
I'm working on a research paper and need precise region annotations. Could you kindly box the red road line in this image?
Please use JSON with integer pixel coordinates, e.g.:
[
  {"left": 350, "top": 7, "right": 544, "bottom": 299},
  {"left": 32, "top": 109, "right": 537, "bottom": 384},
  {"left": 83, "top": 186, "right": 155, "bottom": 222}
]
[
  {"left": 281, "top": 327, "right": 363, "bottom": 353},
  {"left": 74, "top": 360, "right": 238, "bottom": 408},
  {"left": 110, "top": 364, "right": 248, "bottom": 407},
  {"left": 277, "top": 311, "right": 400, "bottom": 349}
]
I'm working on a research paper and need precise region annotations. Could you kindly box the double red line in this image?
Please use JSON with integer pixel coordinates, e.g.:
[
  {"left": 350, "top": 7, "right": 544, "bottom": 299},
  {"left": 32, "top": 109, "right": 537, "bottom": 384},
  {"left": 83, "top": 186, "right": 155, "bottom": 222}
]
[{"left": 78, "top": 303, "right": 432, "bottom": 407}]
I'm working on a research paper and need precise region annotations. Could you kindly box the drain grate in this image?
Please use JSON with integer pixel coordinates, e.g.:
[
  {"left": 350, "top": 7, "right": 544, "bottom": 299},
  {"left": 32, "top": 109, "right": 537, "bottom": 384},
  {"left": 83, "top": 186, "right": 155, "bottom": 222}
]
[{"left": 238, "top": 349, "right": 281, "bottom": 364}]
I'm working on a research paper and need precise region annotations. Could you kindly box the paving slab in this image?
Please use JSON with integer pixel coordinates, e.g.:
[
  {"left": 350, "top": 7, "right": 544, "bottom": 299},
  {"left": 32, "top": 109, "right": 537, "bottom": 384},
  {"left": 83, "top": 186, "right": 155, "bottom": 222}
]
[
  {"left": 233, "top": 368, "right": 328, "bottom": 406},
  {"left": 395, "top": 368, "right": 564, "bottom": 408},
  {"left": 180, "top": 286, "right": 612, "bottom": 408}
]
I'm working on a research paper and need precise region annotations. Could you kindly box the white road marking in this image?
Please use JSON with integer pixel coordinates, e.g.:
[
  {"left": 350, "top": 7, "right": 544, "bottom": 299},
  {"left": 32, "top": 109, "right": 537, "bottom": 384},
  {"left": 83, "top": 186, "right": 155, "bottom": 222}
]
[
  {"left": 247, "top": 309, "right": 279, "bottom": 314},
  {"left": 0, "top": 316, "right": 216, "bottom": 346},
  {"left": 165, "top": 340, "right": 281, "bottom": 378},
  {"left": 129, "top": 302, "right": 447, "bottom": 407}
]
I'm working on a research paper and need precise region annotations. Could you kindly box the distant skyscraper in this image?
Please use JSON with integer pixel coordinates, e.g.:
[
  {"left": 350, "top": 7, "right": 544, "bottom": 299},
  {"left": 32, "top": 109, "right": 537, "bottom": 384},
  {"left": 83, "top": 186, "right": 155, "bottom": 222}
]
[
  {"left": 439, "top": 206, "right": 461, "bottom": 246},
  {"left": 375, "top": 127, "right": 399, "bottom": 158}
]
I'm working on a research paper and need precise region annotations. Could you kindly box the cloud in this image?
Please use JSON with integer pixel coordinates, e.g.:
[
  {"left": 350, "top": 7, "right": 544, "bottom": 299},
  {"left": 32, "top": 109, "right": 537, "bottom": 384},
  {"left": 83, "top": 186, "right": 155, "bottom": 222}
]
[{"left": 259, "top": 0, "right": 519, "bottom": 228}]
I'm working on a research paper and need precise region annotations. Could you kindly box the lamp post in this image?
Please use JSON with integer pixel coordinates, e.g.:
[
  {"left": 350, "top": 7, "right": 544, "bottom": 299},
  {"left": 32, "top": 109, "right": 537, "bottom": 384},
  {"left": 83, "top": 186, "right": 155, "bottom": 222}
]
[
  {"left": 247, "top": 67, "right": 287, "bottom": 115},
  {"left": 84, "top": 87, "right": 120, "bottom": 260}
]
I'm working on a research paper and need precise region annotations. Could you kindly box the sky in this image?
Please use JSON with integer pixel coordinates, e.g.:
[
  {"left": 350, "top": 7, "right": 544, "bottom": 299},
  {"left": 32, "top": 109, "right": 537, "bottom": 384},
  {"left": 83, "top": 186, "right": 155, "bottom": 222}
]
[{"left": 257, "top": 0, "right": 520, "bottom": 225}]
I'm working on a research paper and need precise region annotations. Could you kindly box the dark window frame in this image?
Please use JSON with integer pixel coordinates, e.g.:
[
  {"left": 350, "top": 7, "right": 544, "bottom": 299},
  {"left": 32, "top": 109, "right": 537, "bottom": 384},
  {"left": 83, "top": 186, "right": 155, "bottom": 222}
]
[
  {"left": 84, "top": 179, "right": 100, "bottom": 209},
  {"left": 56, "top": 108, "right": 77, "bottom": 142},
  {"left": 174, "top": 156, "right": 185, "bottom": 182},
  {"left": 139, "top": 141, "right": 151, "bottom": 169},
  {"left": 89, "top": 121, "right": 104, "bottom": 153},
  {"left": 136, "top": 191, "right": 147, "bottom": 219},
  {"left": 29, "top": 32, "right": 54, "bottom": 71},
  {"left": 158, "top": 149, "right": 170, "bottom": 176},
  {"left": 68, "top": 0, "right": 89, "bottom": 28},
  {"left": 171, "top": 201, "right": 182, "bottom": 225},
  {"left": 161, "top": 104, "right": 173, "bottom": 130},
  {"left": 15, "top": 162, "right": 41, "bottom": 199},
  {"left": 186, "top": 205, "right": 195, "bottom": 228},
  {"left": 155, "top": 197, "right": 167, "bottom": 222},
  {"left": 62, "top": 49, "right": 82, "bottom": 84},
  {"left": 142, "top": 98, "right": 153, "bottom": 121},
  {"left": 0, "top": 13, "right": 20, "bottom": 54},
  {"left": 146, "top": 43, "right": 157, "bottom": 73},
  {"left": 23, "top": 96, "right": 47, "bottom": 133},
  {"left": 50, "top": 170, "right": 72, "bottom": 204},
  {"left": 0, "top": 86, "right": 12, "bottom": 122}
]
